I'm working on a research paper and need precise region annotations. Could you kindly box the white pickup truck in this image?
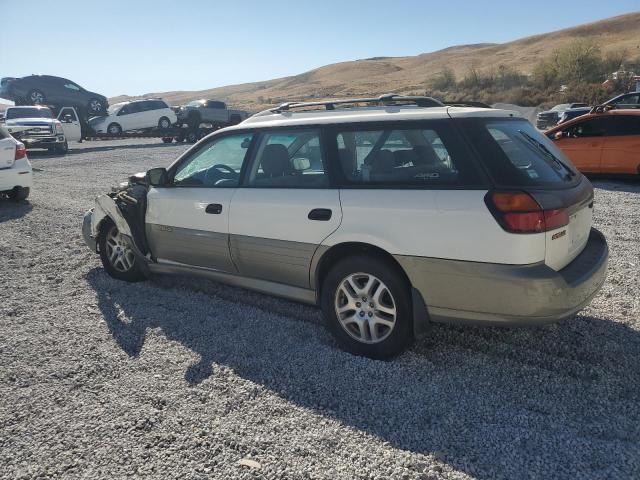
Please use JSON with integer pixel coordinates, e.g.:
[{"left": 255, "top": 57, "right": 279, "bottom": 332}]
[{"left": 1, "top": 105, "right": 82, "bottom": 154}]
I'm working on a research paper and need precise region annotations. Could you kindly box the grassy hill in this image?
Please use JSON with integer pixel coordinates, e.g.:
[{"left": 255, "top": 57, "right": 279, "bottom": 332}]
[{"left": 110, "top": 12, "right": 640, "bottom": 112}]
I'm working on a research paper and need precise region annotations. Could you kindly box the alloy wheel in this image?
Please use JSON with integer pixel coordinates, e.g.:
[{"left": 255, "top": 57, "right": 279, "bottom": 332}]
[
  {"left": 334, "top": 272, "right": 397, "bottom": 344},
  {"left": 105, "top": 226, "right": 135, "bottom": 272}
]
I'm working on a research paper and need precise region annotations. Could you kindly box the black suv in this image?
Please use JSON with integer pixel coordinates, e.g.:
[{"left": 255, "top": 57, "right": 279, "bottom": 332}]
[{"left": 0, "top": 75, "right": 108, "bottom": 116}]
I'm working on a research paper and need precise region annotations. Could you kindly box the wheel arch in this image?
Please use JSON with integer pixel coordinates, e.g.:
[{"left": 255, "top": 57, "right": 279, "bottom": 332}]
[
  {"left": 311, "top": 241, "right": 430, "bottom": 337},
  {"left": 312, "top": 242, "right": 411, "bottom": 297}
]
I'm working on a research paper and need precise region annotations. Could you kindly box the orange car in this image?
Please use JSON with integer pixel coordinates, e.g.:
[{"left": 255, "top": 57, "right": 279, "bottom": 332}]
[{"left": 546, "top": 109, "right": 640, "bottom": 175}]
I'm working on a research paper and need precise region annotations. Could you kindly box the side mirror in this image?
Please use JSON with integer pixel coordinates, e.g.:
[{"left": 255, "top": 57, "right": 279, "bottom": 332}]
[
  {"left": 553, "top": 131, "right": 564, "bottom": 140},
  {"left": 146, "top": 167, "right": 169, "bottom": 187}
]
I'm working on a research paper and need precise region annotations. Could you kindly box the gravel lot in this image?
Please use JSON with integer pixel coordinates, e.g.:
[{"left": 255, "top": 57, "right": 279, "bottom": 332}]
[{"left": 1, "top": 139, "right": 639, "bottom": 480}]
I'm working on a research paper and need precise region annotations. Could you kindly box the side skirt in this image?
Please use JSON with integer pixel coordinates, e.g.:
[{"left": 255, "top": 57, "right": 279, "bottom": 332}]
[{"left": 147, "top": 261, "right": 317, "bottom": 305}]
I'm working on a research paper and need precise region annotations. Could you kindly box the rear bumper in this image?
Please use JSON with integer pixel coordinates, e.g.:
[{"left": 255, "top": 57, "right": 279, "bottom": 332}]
[
  {"left": 0, "top": 158, "right": 33, "bottom": 191},
  {"left": 396, "top": 228, "right": 608, "bottom": 326}
]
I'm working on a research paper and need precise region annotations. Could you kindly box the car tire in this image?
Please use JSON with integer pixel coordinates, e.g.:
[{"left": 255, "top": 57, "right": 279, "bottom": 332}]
[
  {"left": 54, "top": 141, "right": 69, "bottom": 154},
  {"left": 187, "top": 112, "right": 201, "bottom": 129},
  {"left": 8, "top": 186, "right": 30, "bottom": 201},
  {"left": 185, "top": 131, "right": 198, "bottom": 143},
  {"left": 28, "top": 89, "right": 46, "bottom": 105},
  {"left": 87, "top": 98, "right": 105, "bottom": 115},
  {"left": 158, "top": 117, "right": 171, "bottom": 129},
  {"left": 320, "top": 255, "right": 413, "bottom": 359},
  {"left": 107, "top": 123, "right": 122, "bottom": 135},
  {"left": 98, "top": 221, "right": 146, "bottom": 282},
  {"left": 162, "top": 137, "right": 173, "bottom": 144}
]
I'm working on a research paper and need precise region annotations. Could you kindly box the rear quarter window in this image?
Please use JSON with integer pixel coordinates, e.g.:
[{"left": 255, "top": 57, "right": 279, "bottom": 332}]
[{"left": 461, "top": 118, "right": 578, "bottom": 187}]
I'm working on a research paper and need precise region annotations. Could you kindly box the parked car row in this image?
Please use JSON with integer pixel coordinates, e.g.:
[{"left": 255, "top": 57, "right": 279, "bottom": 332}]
[
  {"left": 547, "top": 108, "right": 640, "bottom": 175},
  {"left": 537, "top": 92, "right": 640, "bottom": 129}
]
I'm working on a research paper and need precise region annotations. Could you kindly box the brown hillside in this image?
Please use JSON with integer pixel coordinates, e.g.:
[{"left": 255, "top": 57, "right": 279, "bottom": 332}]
[{"left": 111, "top": 12, "right": 640, "bottom": 112}]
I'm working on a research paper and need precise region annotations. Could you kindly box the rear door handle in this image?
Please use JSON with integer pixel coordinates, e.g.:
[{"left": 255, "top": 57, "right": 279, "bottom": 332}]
[
  {"left": 308, "top": 208, "right": 332, "bottom": 221},
  {"left": 205, "top": 203, "right": 223, "bottom": 214}
]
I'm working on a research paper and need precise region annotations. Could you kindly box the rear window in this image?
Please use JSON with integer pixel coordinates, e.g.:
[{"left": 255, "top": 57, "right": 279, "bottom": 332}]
[
  {"left": 333, "top": 121, "right": 483, "bottom": 187},
  {"left": 463, "top": 118, "right": 578, "bottom": 186}
]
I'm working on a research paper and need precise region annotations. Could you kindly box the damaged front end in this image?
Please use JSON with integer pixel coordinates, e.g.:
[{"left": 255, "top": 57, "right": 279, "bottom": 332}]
[{"left": 82, "top": 173, "right": 152, "bottom": 269}]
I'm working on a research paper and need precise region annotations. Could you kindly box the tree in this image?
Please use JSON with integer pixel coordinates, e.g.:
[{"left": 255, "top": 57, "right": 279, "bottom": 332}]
[
  {"left": 554, "top": 40, "right": 603, "bottom": 83},
  {"left": 426, "top": 68, "right": 457, "bottom": 91}
]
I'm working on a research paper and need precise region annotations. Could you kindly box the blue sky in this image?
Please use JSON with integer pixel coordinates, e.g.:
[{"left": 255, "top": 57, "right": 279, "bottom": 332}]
[{"left": 0, "top": 0, "right": 637, "bottom": 98}]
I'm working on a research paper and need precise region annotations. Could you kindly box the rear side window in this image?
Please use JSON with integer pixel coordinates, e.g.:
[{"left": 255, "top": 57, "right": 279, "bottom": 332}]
[
  {"left": 463, "top": 118, "right": 577, "bottom": 186},
  {"left": 610, "top": 116, "right": 640, "bottom": 136},
  {"left": 333, "top": 121, "right": 481, "bottom": 187},
  {"left": 563, "top": 118, "right": 606, "bottom": 138}
]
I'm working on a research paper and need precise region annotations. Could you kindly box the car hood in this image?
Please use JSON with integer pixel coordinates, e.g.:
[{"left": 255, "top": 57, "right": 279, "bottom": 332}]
[{"left": 5, "top": 118, "right": 56, "bottom": 125}]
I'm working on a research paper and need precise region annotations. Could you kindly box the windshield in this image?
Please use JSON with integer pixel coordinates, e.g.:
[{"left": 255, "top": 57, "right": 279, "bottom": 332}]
[
  {"left": 550, "top": 104, "right": 570, "bottom": 112},
  {"left": 108, "top": 103, "right": 126, "bottom": 114},
  {"left": 186, "top": 100, "right": 205, "bottom": 107},
  {"left": 6, "top": 108, "right": 53, "bottom": 119}
]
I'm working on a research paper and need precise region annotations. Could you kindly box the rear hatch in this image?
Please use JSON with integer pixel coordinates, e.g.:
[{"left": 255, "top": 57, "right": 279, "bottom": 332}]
[{"left": 457, "top": 116, "right": 593, "bottom": 271}]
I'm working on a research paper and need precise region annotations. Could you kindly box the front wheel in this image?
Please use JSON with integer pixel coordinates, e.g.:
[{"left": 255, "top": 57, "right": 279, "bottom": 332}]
[
  {"left": 54, "top": 141, "right": 68, "bottom": 154},
  {"left": 8, "top": 186, "right": 30, "bottom": 201},
  {"left": 98, "top": 222, "right": 146, "bottom": 282},
  {"left": 321, "top": 255, "right": 413, "bottom": 359},
  {"left": 107, "top": 123, "right": 122, "bottom": 135},
  {"left": 88, "top": 98, "right": 105, "bottom": 115}
]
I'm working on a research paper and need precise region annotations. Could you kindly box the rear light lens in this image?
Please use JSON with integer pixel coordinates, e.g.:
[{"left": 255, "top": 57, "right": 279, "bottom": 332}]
[
  {"left": 15, "top": 143, "right": 26, "bottom": 160},
  {"left": 486, "top": 191, "right": 569, "bottom": 234}
]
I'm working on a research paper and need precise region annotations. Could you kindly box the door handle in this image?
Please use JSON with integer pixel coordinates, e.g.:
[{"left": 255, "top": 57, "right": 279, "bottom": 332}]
[
  {"left": 308, "top": 208, "right": 332, "bottom": 221},
  {"left": 205, "top": 203, "right": 223, "bottom": 214}
]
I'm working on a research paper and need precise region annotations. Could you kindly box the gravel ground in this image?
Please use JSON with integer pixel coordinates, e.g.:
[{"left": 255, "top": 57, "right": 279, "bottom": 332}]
[{"left": 1, "top": 139, "right": 639, "bottom": 480}]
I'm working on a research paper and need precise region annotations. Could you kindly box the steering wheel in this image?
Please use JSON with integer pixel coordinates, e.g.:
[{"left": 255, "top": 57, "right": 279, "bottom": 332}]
[{"left": 203, "top": 164, "right": 238, "bottom": 186}]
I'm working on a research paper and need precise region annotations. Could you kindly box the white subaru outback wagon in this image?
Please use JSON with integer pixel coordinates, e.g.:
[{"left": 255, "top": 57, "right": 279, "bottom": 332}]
[{"left": 82, "top": 95, "right": 608, "bottom": 358}]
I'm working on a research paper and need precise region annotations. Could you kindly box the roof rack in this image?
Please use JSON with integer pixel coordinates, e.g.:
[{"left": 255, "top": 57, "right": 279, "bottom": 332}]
[
  {"left": 589, "top": 104, "right": 614, "bottom": 114},
  {"left": 443, "top": 101, "right": 492, "bottom": 109},
  {"left": 263, "top": 94, "right": 444, "bottom": 115}
]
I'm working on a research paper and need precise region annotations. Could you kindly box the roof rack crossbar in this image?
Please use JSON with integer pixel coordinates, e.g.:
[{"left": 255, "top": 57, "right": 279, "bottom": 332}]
[{"left": 267, "top": 94, "right": 444, "bottom": 114}]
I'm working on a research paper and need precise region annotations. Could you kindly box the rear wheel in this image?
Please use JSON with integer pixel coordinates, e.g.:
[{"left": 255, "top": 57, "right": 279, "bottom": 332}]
[
  {"left": 162, "top": 137, "right": 173, "bottom": 144},
  {"left": 158, "top": 116, "right": 171, "bottom": 129},
  {"left": 8, "top": 186, "right": 30, "bottom": 201},
  {"left": 98, "top": 222, "right": 145, "bottom": 282},
  {"left": 185, "top": 130, "right": 198, "bottom": 143},
  {"left": 321, "top": 255, "right": 413, "bottom": 359}
]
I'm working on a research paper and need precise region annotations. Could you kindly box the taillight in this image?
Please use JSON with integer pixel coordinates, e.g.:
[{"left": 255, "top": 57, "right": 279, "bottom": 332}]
[
  {"left": 485, "top": 191, "right": 569, "bottom": 234},
  {"left": 15, "top": 143, "right": 27, "bottom": 160}
]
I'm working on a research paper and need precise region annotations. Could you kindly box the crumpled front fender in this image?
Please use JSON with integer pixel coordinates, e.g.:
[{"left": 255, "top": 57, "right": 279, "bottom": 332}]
[{"left": 92, "top": 194, "right": 133, "bottom": 238}]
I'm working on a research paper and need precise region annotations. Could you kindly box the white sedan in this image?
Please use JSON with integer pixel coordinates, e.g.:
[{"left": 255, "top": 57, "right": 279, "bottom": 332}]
[{"left": 0, "top": 126, "right": 32, "bottom": 200}]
